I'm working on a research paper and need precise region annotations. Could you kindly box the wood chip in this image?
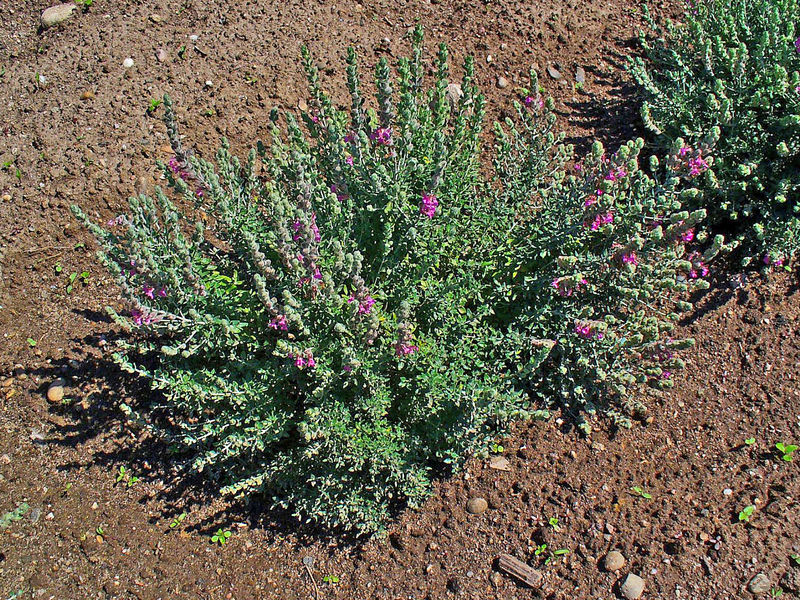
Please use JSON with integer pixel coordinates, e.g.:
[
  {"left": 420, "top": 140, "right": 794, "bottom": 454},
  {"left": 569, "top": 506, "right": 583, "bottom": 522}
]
[{"left": 497, "top": 554, "right": 542, "bottom": 588}]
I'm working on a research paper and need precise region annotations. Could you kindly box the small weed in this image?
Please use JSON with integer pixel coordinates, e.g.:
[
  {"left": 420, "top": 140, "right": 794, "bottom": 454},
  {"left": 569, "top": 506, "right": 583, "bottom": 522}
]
[
  {"left": 74, "top": 0, "right": 93, "bottom": 9},
  {"left": 26, "top": 338, "right": 37, "bottom": 347},
  {"left": 66, "top": 271, "right": 89, "bottom": 294},
  {"left": 791, "top": 553, "right": 800, "bottom": 566},
  {"left": 775, "top": 442, "right": 798, "bottom": 462},
  {"left": 548, "top": 516, "right": 561, "bottom": 532},
  {"left": 322, "top": 575, "right": 340, "bottom": 584},
  {"left": 177, "top": 45, "right": 187, "bottom": 59},
  {"left": 771, "top": 587, "right": 783, "bottom": 598},
  {"left": 211, "top": 528, "right": 231, "bottom": 546},
  {"left": 490, "top": 442, "right": 504, "bottom": 454},
  {"left": 115, "top": 466, "right": 140, "bottom": 487},
  {"left": 631, "top": 486, "right": 652, "bottom": 500},
  {"left": 534, "top": 543, "right": 547, "bottom": 557},
  {"left": 95, "top": 525, "right": 105, "bottom": 538},
  {"left": 203, "top": 108, "right": 216, "bottom": 117},
  {"left": 745, "top": 437, "right": 756, "bottom": 446},
  {"left": 738, "top": 505, "right": 756, "bottom": 522},
  {"left": 0, "top": 503, "right": 30, "bottom": 530},
  {"left": 147, "top": 99, "right": 162, "bottom": 113},
  {"left": 169, "top": 512, "right": 187, "bottom": 529},
  {"left": 244, "top": 74, "right": 259, "bottom": 85}
]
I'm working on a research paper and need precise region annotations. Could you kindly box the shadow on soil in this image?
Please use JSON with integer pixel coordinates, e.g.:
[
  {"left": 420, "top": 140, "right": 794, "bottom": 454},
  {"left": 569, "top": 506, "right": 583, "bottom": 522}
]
[{"left": 26, "top": 309, "right": 368, "bottom": 549}]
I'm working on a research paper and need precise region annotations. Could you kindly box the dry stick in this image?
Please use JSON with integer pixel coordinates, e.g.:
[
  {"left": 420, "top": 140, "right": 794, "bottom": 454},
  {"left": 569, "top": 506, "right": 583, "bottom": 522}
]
[{"left": 304, "top": 562, "right": 320, "bottom": 600}]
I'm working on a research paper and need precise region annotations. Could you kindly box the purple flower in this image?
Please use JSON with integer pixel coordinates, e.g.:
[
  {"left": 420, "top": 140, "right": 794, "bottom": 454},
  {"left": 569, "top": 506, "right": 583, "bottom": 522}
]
[
  {"left": 795, "top": 37, "right": 800, "bottom": 53},
  {"left": 358, "top": 296, "right": 375, "bottom": 315},
  {"left": 142, "top": 284, "right": 155, "bottom": 299},
  {"left": 588, "top": 211, "right": 614, "bottom": 231},
  {"left": 678, "top": 145, "right": 690, "bottom": 157},
  {"left": 687, "top": 251, "right": 709, "bottom": 278},
  {"left": 680, "top": 229, "right": 695, "bottom": 242},
  {"left": 621, "top": 252, "right": 638, "bottom": 265},
  {"left": 345, "top": 155, "right": 354, "bottom": 166},
  {"left": 269, "top": 315, "right": 288, "bottom": 331},
  {"left": 130, "top": 309, "right": 153, "bottom": 327},
  {"left": 420, "top": 192, "right": 439, "bottom": 218},
  {"left": 661, "top": 371, "right": 672, "bottom": 379},
  {"left": 688, "top": 156, "right": 709, "bottom": 177},
  {"left": 343, "top": 365, "right": 353, "bottom": 373},
  {"left": 371, "top": 127, "right": 392, "bottom": 146},
  {"left": 395, "top": 342, "right": 418, "bottom": 357}
]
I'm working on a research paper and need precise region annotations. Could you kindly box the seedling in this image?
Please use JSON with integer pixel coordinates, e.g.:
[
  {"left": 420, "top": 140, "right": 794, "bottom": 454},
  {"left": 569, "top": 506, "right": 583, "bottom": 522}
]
[
  {"left": 211, "top": 528, "right": 231, "bottom": 546},
  {"left": 147, "top": 99, "right": 162, "bottom": 113},
  {"left": 548, "top": 516, "right": 561, "bottom": 532},
  {"left": 169, "top": 512, "right": 187, "bottom": 529},
  {"left": 177, "top": 45, "right": 187, "bottom": 59},
  {"left": 26, "top": 338, "right": 37, "bottom": 347},
  {"left": 631, "top": 486, "right": 652, "bottom": 500},
  {"left": 66, "top": 271, "right": 89, "bottom": 294},
  {"left": 0, "top": 503, "right": 29, "bottom": 530},
  {"left": 791, "top": 553, "right": 800, "bottom": 566},
  {"left": 322, "top": 575, "right": 340, "bottom": 584},
  {"left": 115, "top": 465, "right": 140, "bottom": 487},
  {"left": 490, "top": 443, "right": 504, "bottom": 454},
  {"left": 95, "top": 526, "right": 105, "bottom": 538},
  {"left": 745, "top": 437, "right": 756, "bottom": 446},
  {"left": 534, "top": 543, "right": 547, "bottom": 557},
  {"left": 738, "top": 505, "right": 755, "bottom": 522},
  {"left": 771, "top": 587, "right": 783, "bottom": 598},
  {"left": 545, "top": 548, "right": 569, "bottom": 565},
  {"left": 74, "top": 0, "right": 93, "bottom": 8},
  {"left": 775, "top": 442, "right": 798, "bottom": 462}
]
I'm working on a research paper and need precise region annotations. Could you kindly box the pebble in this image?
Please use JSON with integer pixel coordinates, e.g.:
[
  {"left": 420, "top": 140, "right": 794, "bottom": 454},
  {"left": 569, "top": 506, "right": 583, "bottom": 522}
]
[
  {"left": 489, "top": 456, "right": 511, "bottom": 471},
  {"left": 748, "top": 573, "right": 772, "bottom": 594},
  {"left": 149, "top": 13, "right": 163, "bottom": 23},
  {"left": 445, "top": 83, "right": 463, "bottom": 108},
  {"left": 466, "top": 497, "right": 488, "bottom": 515},
  {"left": 604, "top": 550, "right": 626, "bottom": 572},
  {"left": 620, "top": 573, "right": 646, "bottom": 599},
  {"left": 496, "top": 76, "right": 509, "bottom": 89},
  {"left": 80, "top": 90, "right": 94, "bottom": 100},
  {"left": 123, "top": 58, "right": 134, "bottom": 69},
  {"left": 156, "top": 48, "right": 168, "bottom": 63},
  {"left": 47, "top": 378, "right": 66, "bottom": 403},
  {"left": 547, "top": 65, "right": 563, "bottom": 80},
  {"left": 575, "top": 66, "right": 586, "bottom": 84},
  {"left": 723, "top": 488, "right": 733, "bottom": 496},
  {"left": 41, "top": 4, "right": 76, "bottom": 28}
]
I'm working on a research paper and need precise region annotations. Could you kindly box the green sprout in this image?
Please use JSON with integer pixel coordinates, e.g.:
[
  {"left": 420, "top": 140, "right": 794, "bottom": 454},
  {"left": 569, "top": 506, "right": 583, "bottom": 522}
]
[
  {"left": 490, "top": 442, "right": 504, "bottom": 454},
  {"left": 26, "top": 338, "right": 37, "bottom": 347},
  {"left": 211, "top": 528, "right": 231, "bottom": 546},
  {"left": 322, "top": 575, "right": 340, "bottom": 584},
  {"left": 738, "top": 505, "right": 756, "bottom": 522},
  {"left": 775, "top": 442, "right": 798, "bottom": 462},
  {"left": 631, "top": 486, "right": 652, "bottom": 500},
  {"left": 548, "top": 516, "right": 561, "bottom": 532},
  {"left": 95, "top": 526, "right": 105, "bottom": 537},
  {"left": 147, "top": 98, "right": 163, "bottom": 113},
  {"left": 169, "top": 512, "right": 187, "bottom": 529},
  {"left": 791, "top": 554, "right": 800, "bottom": 566},
  {"left": 745, "top": 437, "right": 756, "bottom": 446}
]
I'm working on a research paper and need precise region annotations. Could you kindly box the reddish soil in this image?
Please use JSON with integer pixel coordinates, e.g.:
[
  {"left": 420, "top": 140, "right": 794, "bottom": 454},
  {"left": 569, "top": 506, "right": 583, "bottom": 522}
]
[{"left": 2, "top": 1, "right": 799, "bottom": 599}]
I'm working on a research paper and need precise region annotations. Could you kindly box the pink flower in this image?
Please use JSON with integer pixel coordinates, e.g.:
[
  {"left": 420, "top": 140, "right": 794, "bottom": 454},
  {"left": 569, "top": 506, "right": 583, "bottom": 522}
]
[
  {"left": 795, "top": 37, "right": 800, "bottom": 53},
  {"left": 573, "top": 163, "right": 583, "bottom": 172},
  {"left": 621, "top": 252, "right": 638, "bottom": 265},
  {"left": 680, "top": 229, "right": 695, "bottom": 242},
  {"left": 588, "top": 211, "right": 614, "bottom": 231},
  {"left": 168, "top": 157, "right": 181, "bottom": 174},
  {"left": 130, "top": 309, "right": 153, "bottom": 327},
  {"left": 395, "top": 343, "right": 418, "bottom": 357},
  {"left": 343, "top": 365, "right": 353, "bottom": 373},
  {"left": 687, "top": 251, "right": 709, "bottom": 278},
  {"left": 420, "top": 192, "right": 439, "bottom": 218},
  {"left": 142, "top": 284, "right": 155, "bottom": 299},
  {"left": 310, "top": 212, "right": 321, "bottom": 242},
  {"left": 371, "top": 127, "right": 392, "bottom": 146},
  {"left": 358, "top": 296, "right": 375, "bottom": 315},
  {"left": 688, "top": 155, "right": 709, "bottom": 177},
  {"left": 269, "top": 315, "right": 288, "bottom": 331},
  {"left": 574, "top": 323, "right": 592, "bottom": 339},
  {"left": 345, "top": 155, "right": 354, "bottom": 166},
  {"left": 661, "top": 371, "right": 672, "bottom": 379},
  {"left": 678, "top": 145, "right": 690, "bottom": 157}
]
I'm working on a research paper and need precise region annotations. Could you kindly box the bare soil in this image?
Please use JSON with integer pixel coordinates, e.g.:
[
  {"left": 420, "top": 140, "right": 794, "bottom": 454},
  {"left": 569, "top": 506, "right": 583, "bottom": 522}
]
[{"left": 1, "top": 1, "right": 799, "bottom": 599}]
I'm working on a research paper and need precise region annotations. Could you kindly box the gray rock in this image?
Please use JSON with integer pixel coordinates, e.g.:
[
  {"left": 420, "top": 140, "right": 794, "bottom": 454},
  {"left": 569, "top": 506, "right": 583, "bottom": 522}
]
[
  {"left": 466, "top": 497, "right": 488, "bottom": 515},
  {"left": 445, "top": 83, "right": 463, "bottom": 108},
  {"left": 748, "top": 573, "right": 772, "bottom": 594},
  {"left": 575, "top": 67, "right": 586, "bottom": 84},
  {"left": 41, "top": 4, "right": 76, "bottom": 28},
  {"left": 604, "top": 550, "right": 626, "bottom": 572},
  {"left": 156, "top": 48, "right": 168, "bottom": 63},
  {"left": 547, "top": 65, "right": 563, "bottom": 80},
  {"left": 496, "top": 76, "right": 509, "bottom": 89},
  {"left": 620, "top": 573, "right": 645, "bottom": 599}
]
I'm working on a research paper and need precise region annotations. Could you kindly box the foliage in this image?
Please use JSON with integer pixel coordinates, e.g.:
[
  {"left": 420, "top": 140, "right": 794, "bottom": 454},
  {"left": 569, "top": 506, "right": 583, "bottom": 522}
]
[
  {"left": 492, "top": 88, "right": 718, "bottom": 429},
  {"left": 630, "top": 0, "right": 800, "bottom": 265},
  {"left": 74, "top": 30, "right": 711, "bottom": 534}
]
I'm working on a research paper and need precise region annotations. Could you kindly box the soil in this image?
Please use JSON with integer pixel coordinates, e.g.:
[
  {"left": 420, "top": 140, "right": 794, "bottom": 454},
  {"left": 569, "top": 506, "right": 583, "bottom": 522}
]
[{"left": 2, "top": 1, "right": 799, "bottom": 599}]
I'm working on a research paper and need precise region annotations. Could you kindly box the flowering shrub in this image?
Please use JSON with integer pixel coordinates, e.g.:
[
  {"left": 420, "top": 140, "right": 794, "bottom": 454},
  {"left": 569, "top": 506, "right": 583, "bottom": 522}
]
[
  {"left": 630, "top": 0, "right": 800, "bottom": 265},
  {"left": 74, "top": 33, "right": 713, "bottom": 533},
  {"left": 491, "top": 82, "right": 721, "bottom": 429},
  {"left": 73, "top": 31, "right": 552, "bottom": 535}
]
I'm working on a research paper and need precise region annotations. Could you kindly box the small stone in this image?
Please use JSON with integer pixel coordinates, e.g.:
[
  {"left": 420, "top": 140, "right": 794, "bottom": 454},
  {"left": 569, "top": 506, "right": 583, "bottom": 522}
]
[
  {"left": 123, "top": 58, "right": 134, "bottom": 69},
  {"left": 466, "top": 497, "right": 488, "bottom": 514},
  {"left": 604, "top": 550, "right": 626, "bottom": 572},
  {"left": 723, "top": 488, "right": 733, "bottom": 496},
  {"left": 575, "top": 67, "right": 586, "bottom": 84},
  {"left": 149, "top": 13, "right": 163, "bottom": 23},
  {"left": 445, "top": 83, "right": 463, "bottom": 108},
  {"left": 496, "top": 76, "right": 509, "bottom": 89},
  {"left": 156, "top": 48, "right": 168, "bottom": 63},
  {"left": 80, "top": 90, "right": 94, "bottom": 100},
  {"left": 41, "top": 4, "right": 76, "bottom": 28},
  {"left": 486, "top": 54, "right": 493, "bottom": 63},
  {"left": 748, "top": 573, "right": 772, "bottom": 594},
  {"left": 47, "top": 379, "right": 66, "bottom": 403},
  {"left": 620, "top": 573, "right": 646, "bottom": 599},
  {"left": 547, "top": 65, "right": 563, "bottom": 80},
  {"left": 489, "top": 571, "right": 502, "bottom": 588},
  {"left": 489, "top": 456, "right": 511, "bottom": 471}
]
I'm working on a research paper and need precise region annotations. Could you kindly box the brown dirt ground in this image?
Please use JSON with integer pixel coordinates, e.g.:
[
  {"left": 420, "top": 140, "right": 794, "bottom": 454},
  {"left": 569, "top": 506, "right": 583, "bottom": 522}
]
[{"left": 2, "top": 1, "right": 800, "bottom": 599}]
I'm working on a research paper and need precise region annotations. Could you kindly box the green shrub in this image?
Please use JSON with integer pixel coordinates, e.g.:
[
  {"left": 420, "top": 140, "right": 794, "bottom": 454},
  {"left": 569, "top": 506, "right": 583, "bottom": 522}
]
[
  {"left": 630, "top": 0, "right": 800, "bottom": 265},
  {"left": 491, "top": 89, "right": 719, "bottom": 430},
  {"left": 74, "top": 32, "right": 712, "bottom": 534}
]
